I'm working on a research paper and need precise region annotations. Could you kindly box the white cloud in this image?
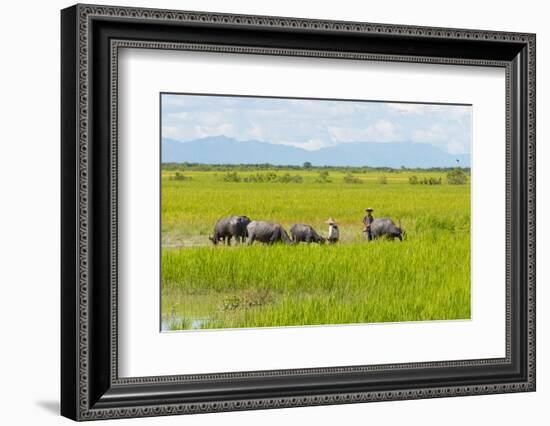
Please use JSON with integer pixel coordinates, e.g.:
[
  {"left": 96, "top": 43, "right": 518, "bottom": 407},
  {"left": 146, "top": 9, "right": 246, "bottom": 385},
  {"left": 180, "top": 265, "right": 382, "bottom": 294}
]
[
  {"left": 246, "top": 123, "right": 265, "bottom": 140},
  {"left": 427, "top": 104, "right": 470, "bottom": 118},
  {"left": 411, "top": 124, "right": 445, "bottom": 142},
  {"left": 162, "top": 126, "right": 180, "bottom": 139},
  {"left": 328, "top": 119, "right": 396, "bottom": 143},
  {"left": 368, "top": 119, "right": 395, "bottom": 139},
  {"left": 386, "top": 103, "right": 425, "bottom": 114},
  {"left": 194, "top": 123, "right": 236, "bottom": 139},
  {"left": 386, "top": 103, "right": 471, "bottom": 121},
  {"left": 166, "top": 112, "right": 188, "bottom": 120},
  {"left": 163, "top": 121, "right": 237, "bottom": 141},
  {"left": 411, "top": 124, "right": 469, "bottom": 154},
  {"left": 279, "top": 138, "right": 327, "bottom": 151},
  {"left": 446, "top": 140, "right": 468, "bottom": 155},
  {"left": 162, "top": 94, "right": 471, "bottom": 155}
]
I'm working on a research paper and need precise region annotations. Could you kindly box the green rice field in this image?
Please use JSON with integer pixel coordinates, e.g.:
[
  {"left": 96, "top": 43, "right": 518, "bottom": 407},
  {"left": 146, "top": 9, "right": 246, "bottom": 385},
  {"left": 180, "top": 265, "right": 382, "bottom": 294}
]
[{"left": 161, "top": 166, "right": 470, "bottom": 330}]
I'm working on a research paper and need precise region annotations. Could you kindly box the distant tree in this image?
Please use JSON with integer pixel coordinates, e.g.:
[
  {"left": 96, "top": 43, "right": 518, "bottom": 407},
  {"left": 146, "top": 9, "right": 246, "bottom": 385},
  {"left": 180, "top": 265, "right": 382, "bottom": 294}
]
[
  {"left": 303, "top": 161, "right": 312, "bottom": 169},
  {"left": 447, "top": 168, "right": 467, "bottom": 185}
]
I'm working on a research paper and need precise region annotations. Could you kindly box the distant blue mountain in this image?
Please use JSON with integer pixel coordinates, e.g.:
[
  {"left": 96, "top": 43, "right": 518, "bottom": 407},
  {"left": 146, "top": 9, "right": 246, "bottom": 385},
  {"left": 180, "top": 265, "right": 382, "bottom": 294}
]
[{"left": 162, "top": 136, "right": 470, "bottom": 168}]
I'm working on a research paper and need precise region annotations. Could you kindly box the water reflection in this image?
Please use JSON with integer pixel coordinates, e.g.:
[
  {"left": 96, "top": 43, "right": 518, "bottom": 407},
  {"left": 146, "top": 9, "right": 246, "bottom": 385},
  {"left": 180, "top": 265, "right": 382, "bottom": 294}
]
[{"left": 161, "top": 316, "right": 211, "bottom": 331}]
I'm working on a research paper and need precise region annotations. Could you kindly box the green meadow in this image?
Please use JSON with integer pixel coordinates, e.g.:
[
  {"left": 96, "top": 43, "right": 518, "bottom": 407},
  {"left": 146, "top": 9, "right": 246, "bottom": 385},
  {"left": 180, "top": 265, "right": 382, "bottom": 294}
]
[{"left": 161, "top": 166, "right": 471, "bottom": 330}]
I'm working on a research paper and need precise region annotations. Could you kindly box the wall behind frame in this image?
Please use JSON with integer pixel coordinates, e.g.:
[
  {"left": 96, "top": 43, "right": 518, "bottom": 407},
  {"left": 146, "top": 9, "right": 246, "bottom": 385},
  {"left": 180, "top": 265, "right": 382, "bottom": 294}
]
[{"left": 0, "top": 0, "right": 546, "bottom": 425}]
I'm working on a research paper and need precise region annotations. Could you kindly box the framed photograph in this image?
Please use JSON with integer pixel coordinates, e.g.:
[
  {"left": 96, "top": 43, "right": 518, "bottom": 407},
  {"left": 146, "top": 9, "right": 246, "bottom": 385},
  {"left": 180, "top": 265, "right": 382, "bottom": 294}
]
[{"left": 61, "top": 4, "right": 536, "bottom": 421}]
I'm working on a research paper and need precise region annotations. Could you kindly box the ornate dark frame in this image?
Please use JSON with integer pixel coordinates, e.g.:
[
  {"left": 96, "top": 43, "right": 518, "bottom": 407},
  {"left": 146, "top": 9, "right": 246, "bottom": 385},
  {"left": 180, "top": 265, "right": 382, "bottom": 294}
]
[{"left": 61, "top": 3, "right": 536, "bottom": 421}]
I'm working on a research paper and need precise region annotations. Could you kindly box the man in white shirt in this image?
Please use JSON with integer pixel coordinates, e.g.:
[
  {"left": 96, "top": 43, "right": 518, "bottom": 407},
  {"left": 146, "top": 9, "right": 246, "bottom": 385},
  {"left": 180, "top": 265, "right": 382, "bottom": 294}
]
[{"left": 326, "top": 217, "right": 339, "bottom": 244}]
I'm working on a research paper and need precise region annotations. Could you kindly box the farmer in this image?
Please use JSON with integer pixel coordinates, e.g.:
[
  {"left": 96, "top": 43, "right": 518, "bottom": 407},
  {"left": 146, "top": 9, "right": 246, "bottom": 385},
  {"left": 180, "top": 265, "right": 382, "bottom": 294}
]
[
  {"left": 326, "top": 217, "right": 339, "bottom": 244},
  {"left": 363, "top": 208, "right": 374, "bottom": 241}
]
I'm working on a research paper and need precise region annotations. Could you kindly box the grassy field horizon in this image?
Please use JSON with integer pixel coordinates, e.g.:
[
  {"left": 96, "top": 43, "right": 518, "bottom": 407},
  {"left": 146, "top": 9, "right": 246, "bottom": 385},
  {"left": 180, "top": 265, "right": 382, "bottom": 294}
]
[{"left": 161, "top": 164, "right": 471, "bottom": 331}]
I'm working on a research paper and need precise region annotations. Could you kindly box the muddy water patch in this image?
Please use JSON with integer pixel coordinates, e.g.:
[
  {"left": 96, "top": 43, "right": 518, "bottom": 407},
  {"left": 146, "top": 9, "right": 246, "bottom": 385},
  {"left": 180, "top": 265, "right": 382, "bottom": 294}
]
[
  {"left": 161, "top": 316, "right": 212, "bottom": 331},
  {"left": 161, "top": 289, "right": 277, "bottom": 331}
]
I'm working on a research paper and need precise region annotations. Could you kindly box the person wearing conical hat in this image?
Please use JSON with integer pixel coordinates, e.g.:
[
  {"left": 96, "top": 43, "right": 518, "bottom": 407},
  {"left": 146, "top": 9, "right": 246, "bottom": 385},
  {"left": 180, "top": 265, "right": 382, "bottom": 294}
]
[
  {"left": 325, "top": 217, "right": 339, "bottom": 244},
  {"left": 363, "top": 208, "right": 374, "bottom": 241}
]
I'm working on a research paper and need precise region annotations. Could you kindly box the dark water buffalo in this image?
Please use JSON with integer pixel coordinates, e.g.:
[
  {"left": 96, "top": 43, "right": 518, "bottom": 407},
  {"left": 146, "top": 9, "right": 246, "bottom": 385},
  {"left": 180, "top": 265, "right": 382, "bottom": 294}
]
[
  {"left": 370, "top": 218, "right": 404, "bottom": 241},
  {"left": 247, "top": 221, "right": 292, "bottom": 245},
  {"left": 290, "top": 224, "right": 325, "bottom": 244},
  {"left": 209, "top": 215, "right": 251, "bottom": 245}
]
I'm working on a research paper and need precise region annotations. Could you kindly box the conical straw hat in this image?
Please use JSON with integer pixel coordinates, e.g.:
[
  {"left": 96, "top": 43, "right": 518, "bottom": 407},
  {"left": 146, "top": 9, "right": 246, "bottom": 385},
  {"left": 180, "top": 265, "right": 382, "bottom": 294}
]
[{"left": 325, "top": 217, "right": 337, "bottom": 224}]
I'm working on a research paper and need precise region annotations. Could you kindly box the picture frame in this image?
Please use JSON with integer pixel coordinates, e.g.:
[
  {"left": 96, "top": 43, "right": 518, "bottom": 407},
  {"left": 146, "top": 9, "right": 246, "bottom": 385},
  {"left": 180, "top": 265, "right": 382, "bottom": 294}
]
[{"left": 61, "top": 3, "right": 536, "bottom": 421}]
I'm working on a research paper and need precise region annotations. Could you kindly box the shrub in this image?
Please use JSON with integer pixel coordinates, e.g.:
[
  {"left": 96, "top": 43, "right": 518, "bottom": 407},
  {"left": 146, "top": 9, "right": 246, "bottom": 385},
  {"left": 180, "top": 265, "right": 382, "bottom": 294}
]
[
  {"left": 277, "top": 173, "right": 303, "bottom": 183},
  {"left": 421, "top": 177, "right": 442, "bottom": 185},
  {"left": 242, "top": 172, "right": 303, "bottom": 183},
  {"left": 243, "top": 173, "right": 273, "bottom": 183},
  {"left": 221, "top": 171, "right": 241, "bottom": 182},
  {"left": 265, "top": 172, "right": 278, "bottom": 182},
  {"left": 170, "top": 172, "right": 192, "bottom": 181},
  {"left": 429, "top": 177, "right": 442, "bottom": 185},
  {"left": 343, "top": 173, "right": 362, "bottom": 184},
  {"left": 410, "top": 175, "right": 442, "bottom": 185},
  {"left": 378, "top": 176, "right": 388, "bottom": 184},
  {"left": 447, "top": 168, "right": 468, "bottom": 185},
  {"left": 315, "top": 170, "right": 332, "bottom": 183}
]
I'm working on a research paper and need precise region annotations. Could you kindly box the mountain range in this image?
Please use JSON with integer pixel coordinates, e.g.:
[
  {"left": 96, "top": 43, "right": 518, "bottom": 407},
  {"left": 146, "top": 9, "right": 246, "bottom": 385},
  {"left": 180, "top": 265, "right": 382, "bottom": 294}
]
[{"left": 162, "top": 136, "right": 470, "bottom": 168}]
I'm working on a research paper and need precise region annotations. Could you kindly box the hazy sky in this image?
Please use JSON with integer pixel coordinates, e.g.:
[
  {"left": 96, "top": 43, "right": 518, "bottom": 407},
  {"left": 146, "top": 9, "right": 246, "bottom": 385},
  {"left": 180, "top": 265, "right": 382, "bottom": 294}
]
[{"left": 161, "top": 94, "right": 472, "bottom": 155}]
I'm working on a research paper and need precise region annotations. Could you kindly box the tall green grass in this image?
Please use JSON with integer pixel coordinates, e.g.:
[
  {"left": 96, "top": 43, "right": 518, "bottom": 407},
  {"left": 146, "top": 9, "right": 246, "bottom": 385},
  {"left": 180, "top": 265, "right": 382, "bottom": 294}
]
[
  {"left": 162, "top": 169, "right": 469, "bottom": 246},
  {"left": 161, "top": 168, "right": 470, "bottom": 330}
]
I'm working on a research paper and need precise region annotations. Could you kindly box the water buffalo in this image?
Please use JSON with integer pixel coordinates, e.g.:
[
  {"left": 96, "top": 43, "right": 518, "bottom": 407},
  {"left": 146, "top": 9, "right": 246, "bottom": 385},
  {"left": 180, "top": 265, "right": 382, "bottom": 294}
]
[
  {"left": 208, "top": 215, "right": 251, "bottom": 245},
  {"left": 370, "top": 217, "right": 404, "bottom": 241},
  {"left": 290, "top": 224, "right": 325, "bottom": 244},
  {"left": 247, "top": 221, "right": 292, "bottom": 245}
]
